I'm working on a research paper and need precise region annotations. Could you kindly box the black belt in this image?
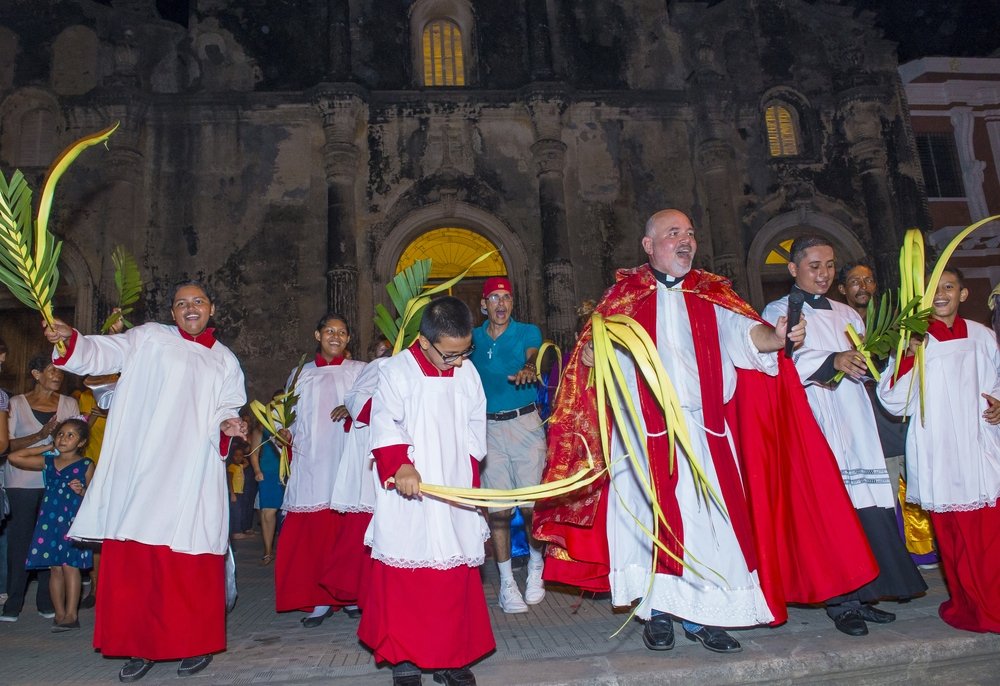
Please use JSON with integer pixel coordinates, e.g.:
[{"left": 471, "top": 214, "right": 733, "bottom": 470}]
[{"left": 486, "top": 403, "right": 537, "bottom": 422}]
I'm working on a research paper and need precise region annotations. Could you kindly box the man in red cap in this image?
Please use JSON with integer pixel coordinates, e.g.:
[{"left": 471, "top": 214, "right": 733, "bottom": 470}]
[{"left": 469, "top": 277, "right": 548, "bottom": 613}]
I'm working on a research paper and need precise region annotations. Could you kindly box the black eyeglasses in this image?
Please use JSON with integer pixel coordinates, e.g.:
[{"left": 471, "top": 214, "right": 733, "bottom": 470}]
[{"left": 430, "top": 340, "right": 475, "bottom": 364}]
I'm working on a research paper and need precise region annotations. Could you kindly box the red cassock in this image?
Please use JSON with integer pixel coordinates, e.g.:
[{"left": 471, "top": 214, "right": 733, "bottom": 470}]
[
  {"left": 95, "top": 540, "right": 225, "bottom": 660},
  {"left": 930, "top": 507, "right": 1000, "bottom": 632},
  {"left": 274, "top": 509, "right": 341, "bottom": 612},
  {"left": 534, "top": 266, "right": 880, "bottom": 625},
  {"left": 358, "top": 561, "right": 495, "bottom": 669},
  {"left": 319, "top": 511, "right": 374, "bottom": 606}
]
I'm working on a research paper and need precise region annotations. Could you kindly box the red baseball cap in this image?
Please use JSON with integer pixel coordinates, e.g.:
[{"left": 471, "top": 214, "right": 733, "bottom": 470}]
[{"left": 482, "top": 277, "right": 512, "bottom": 298}]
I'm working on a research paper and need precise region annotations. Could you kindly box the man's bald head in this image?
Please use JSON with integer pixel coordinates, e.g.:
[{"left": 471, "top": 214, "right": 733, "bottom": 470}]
[{"left": 642, "top": 209, "right": 698, "bottom": 277}]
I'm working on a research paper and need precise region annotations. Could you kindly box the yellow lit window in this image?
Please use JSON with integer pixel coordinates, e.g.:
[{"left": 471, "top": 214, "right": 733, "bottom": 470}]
[
  {"left": 765, "top": 104, "right": 799, "bottom": 157},
  {"left": 397, "top": 227, "right": 504, "bottom": 279},
  {"left": 765, "top": 238, "right": 794, "bottom": 265},
  {"left": 422, "top": 19, "right": 465, "bottom": 86}
]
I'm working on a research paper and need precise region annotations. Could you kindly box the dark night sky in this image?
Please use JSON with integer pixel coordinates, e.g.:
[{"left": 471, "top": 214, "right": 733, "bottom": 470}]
[
  {"left": 842, "top": 0, "right": 1000, "bottom": 61},
  {"left": 99, "top": 1, "right": 1000, "bottom": 63}
]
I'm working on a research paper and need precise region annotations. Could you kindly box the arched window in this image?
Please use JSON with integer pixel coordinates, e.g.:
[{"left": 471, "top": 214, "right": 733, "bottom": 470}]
[
  {"left": 764, "top": 103, "right": 800, "bottom": 157},
  {"left": 17, "top": 108, "right": 56, "bottom": 167},
  {"left": 422, "top": 19, "right": 465, "bottom": 87},
  {"left": 396, "top": 227, "right": 504, "bottom": 279}
]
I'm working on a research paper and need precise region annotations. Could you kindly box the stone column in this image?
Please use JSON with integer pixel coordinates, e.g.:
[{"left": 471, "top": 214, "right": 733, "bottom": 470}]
[
  {"left": 316, "top": 94, "right": 363, "bottom": 327},
  {"left": 526, "top": 0, "right": 555, "bottom": 81},
  {"left": 950, "top": 107, "right": 989, "bottom": 221},
  {"left": 327, "top": 0, "right": 352, "bottom": 81},
  {"left": 841, "top": 92, "right": 899, "bottom": 284},
  {"left": 696, "top": 139, "right": 746, "bottom": 292},
  {"left": 528, "top": 94, "right": 576, "bottom": 347}
]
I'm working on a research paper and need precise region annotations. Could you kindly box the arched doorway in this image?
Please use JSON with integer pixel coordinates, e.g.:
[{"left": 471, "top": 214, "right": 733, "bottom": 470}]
[
  {"left": 374, "top": 201, "right": 534, "bottom": 342},
  {"left": 746, "top": 210, "right": 866, "bottom": 310},
  {"left": 395, "top": 227, "right": 507, "bottom": 318}
]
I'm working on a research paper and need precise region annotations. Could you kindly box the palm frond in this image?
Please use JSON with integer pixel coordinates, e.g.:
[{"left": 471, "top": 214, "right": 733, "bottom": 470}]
[
  {"left": 101, "top": 245, "right": 144, "bottom": 333},
  {"left": 0, "top": 124, "right": 119, "bottom": 353}
]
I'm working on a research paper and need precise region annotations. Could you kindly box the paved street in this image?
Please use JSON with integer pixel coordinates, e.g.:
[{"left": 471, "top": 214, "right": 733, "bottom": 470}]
[{"left": 3, "top": 533, "right": 1000, "bottom": 685}]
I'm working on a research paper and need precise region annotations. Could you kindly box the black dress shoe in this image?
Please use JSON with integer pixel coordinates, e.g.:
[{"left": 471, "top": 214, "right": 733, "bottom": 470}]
[
  {"left": 832, "top": 609, "right": 869, "bottom": 636},
  {"left": 177, "top": 654, "right": 213, "bottom": 677},
  {"left": 79, "top": 594, "right": 97, "bottom": 610},
  {"left": 684, "top": 626, "right": 742, "bottom": 653},
  {"left": 301, "top": 607, "right": 335, "bottom": 628},
  {"left": 433, "top": 668, "right": 477, "bottom": 686},
  {"left": 119, "top": 658, "right": 155, "bottom": 683},
  {"left": 642, "top": 615, "right": 675, "bottom": 651},
  {"left": 392, "top": 663, "right": 422, "bottom": 685},
  {"left": 858, "top": 604, "right": 896, "bottom": 624}
]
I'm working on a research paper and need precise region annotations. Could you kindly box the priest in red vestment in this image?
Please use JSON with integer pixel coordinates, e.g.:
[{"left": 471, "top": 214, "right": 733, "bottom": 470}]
[{"left": 534, "top": 210, "right": 879, "bottom": 654}]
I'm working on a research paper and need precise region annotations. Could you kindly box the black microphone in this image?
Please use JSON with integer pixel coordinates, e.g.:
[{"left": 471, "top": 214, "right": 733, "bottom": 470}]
[{"left": 784, "top": 289, "right": 805, "bottom": 358}]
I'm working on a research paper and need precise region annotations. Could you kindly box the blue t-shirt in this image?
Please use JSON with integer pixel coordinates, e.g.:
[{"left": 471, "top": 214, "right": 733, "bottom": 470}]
[{"left": 470, "top": 319, "right": 543, "bottom": 414}]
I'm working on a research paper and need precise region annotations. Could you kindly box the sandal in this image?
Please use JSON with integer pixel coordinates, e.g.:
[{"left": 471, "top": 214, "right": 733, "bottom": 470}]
[{"left": 260, "top": 554, "right": 274, "bottom": 566}]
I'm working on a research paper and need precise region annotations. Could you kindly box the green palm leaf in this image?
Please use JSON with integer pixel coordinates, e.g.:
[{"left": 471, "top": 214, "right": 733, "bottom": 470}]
[{"left": 101, "top": 245, "right": 144, "bottom": 333}]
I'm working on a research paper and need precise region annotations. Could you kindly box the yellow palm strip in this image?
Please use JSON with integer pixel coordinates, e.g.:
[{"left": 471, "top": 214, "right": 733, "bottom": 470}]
[
  {"left": 591, "top": 312, "right": 726, "bottom": 579},
  {"left": 845, "top": 325, "right": 880, "bottom": 381},
  {"left": 533, "top": 340, "right": 563, "bottom": 425},
  {"left": 250, "top": 399, "right": 293, "bottom": 483},
  {"left": 393, "top": 250, "right": 500, "bottom": 353},
  {"left": 602, "top": 314, "right": 723, "bottom": 511}
]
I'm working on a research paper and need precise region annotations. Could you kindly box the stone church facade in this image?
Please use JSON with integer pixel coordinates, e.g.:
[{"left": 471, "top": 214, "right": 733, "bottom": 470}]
[{"left": 0, "top": 0, "right": 929, "bottom": 395}]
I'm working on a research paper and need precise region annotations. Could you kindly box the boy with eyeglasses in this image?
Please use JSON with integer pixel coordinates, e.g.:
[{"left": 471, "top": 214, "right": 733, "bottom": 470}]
[{"left": 358, "top": 297, "right": 493, "bottom": 686}]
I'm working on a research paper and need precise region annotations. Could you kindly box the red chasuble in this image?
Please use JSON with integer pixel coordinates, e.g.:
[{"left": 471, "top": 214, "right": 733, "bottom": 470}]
[{"left": 533, "top": 265, "right": 879, "bottom": 624}]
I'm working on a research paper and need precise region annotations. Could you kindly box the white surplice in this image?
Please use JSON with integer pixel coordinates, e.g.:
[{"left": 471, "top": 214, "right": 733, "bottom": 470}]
[
  {"left": 607, "top": 282, "right": 776, "bottom": 626},
  {"left": 282, "top": 359, "right": 365, "bottom": 513},
  {"left": 762, "top": 295, "right": 893, "bottom": 509},
  {"left": 365, "top": 350, "right": 489, "bottom": 570},
  {"left": 329, "top": 357, "right": 387, "bottom": 513},
  {"left": 56, "top": 324, "right": 246, "bottom": 555},
  {"left": 877, "top": 320, "right": 1000, "bottom": 512}
]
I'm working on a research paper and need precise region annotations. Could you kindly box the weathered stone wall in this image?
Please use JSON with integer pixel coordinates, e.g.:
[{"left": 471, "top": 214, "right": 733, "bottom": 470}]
[{"left": 0, "top": 0, "right": 929, "bottom": 397}]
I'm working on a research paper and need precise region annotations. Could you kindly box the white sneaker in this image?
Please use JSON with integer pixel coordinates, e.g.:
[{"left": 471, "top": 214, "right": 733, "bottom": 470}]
[
  {"left": 524, "top": 565, "right": 545, "bottom": 605},
  {"left": 38, "top": 611, "right": 56, "bottom": 619},
  {"left": 0, "top": 614, "right": 17, "bottom": 623},
  {"left": 498, "top": 577, "right": 529, "bottom": 614}
]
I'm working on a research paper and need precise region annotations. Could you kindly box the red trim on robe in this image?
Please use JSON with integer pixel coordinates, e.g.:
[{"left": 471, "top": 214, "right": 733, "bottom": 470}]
[
  {"left": 930, "top": 506, "right": 1000, "bottom": 633},
  {"left": 928, "top": 316, "right": 968, "bottom": 342},
  {"left": 356, "top": 398, "right": 373, "bottom": 426},
  {"left": 94, "top": 540, "right": 225, "bottom": 660},
  {"left": 471, "top": 456, "right": 481, "bottom": 488},
  {"left": 534, "top": 265, "right": 879, "bottom": 625},
  {"left": 52, "top": 329, "right": 79, "bottom": 366},
  {"left": 274, "top": 510, "right": 342, "bottom": 612},
  {"left": 178, "top": 327, "right": 217, "bottom": 348},
  {"left": 314, "top": 353, "right": 345, "bottom": 367},
  {"left": 892, "top": 317, "right": 968, "bottom": 387},
  {"left": 408, "top": 341, "right": 455, "bottom": 377},
  {"left": 373, "top": 444, "right": 413, "bottom": 485},
  {"left": 319, "top": 511, "right": 374, "bottom": 606},
  {"left": 358, "top": 560, "right": 495, "bottom": 669}
]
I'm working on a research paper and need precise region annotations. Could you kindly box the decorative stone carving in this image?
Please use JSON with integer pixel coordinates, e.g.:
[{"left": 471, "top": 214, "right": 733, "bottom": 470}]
[{"left": 530, "top": 138, "right": 566, "bottom": 176}]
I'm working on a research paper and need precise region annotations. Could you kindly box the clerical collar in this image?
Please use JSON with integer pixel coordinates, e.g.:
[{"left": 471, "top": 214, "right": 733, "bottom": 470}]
[
  {"left": 314, "top": 353, "right": 345, "bottom": 367},
  {"left": 178, "top": 327, "right": 217, "bottom": 348},
  {"left": 652, "top": 268, "right": 684, "bottom": 289},
  {"left": 792, "top": 284, "right": 832, "bottom": 310},
  {"left": 408, "top": 341, "right": 455, "bottom": 377}
]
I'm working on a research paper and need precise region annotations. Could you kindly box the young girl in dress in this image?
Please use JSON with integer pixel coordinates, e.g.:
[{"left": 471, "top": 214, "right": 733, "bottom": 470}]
[{"left": 7, "top": 418, "right": 94, "bottom": 632}]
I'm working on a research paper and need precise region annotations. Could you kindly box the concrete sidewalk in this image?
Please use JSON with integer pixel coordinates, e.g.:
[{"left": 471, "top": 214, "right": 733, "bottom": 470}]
[{"left": 2, "top": 534, "right": 999, "bottom": 685}]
